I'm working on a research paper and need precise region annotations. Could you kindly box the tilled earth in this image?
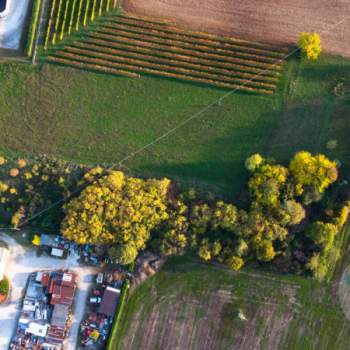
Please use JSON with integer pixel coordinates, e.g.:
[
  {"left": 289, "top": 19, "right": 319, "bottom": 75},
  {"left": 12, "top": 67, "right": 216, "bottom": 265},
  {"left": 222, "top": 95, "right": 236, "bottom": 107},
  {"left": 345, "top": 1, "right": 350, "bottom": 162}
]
[{"left": 122, "top": 0, "right": 350, "bottom": 57}]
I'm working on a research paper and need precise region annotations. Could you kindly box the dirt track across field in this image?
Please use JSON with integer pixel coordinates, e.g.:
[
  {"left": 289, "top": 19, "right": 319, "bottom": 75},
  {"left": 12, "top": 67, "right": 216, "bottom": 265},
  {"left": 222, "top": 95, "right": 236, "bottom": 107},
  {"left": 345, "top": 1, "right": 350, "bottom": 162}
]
[{"left": 122, "top": 0, "right": 350, "bottom": 57}]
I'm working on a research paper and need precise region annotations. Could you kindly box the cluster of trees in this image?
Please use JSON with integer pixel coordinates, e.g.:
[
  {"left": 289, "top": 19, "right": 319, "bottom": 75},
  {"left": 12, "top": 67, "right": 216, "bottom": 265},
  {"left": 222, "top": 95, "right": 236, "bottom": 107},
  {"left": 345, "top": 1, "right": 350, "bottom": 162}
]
[
  {"left": 0, "top": 155, "right": 90, "bottom": 230},
  {"left": 1, "top": 150, "right": 347, "bottom": 280},
  {"left": 60, "top": 151, "right": 348, "bottom": 280}
]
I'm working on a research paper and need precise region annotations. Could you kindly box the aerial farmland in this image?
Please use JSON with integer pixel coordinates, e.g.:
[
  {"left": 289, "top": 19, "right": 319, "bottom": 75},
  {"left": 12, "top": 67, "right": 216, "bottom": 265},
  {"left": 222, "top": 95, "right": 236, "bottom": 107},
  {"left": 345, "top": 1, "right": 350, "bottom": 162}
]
[{"left": 0, "top": 1, "right": 349, "bottom": 350}]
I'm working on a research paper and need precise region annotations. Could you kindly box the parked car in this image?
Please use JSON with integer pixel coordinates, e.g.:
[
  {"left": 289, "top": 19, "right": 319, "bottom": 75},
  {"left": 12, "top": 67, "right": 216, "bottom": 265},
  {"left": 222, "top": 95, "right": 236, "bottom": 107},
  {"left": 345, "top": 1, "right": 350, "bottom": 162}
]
[{"left": 89, "top": 297, "right": 102, "bottom": 304}]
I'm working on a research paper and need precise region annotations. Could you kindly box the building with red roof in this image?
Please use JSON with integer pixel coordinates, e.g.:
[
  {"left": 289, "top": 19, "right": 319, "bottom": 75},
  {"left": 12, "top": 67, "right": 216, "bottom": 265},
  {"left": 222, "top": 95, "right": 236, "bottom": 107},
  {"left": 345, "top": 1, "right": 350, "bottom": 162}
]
[{"left": 48, "top": 272, "right": 77, "bottom": 306}]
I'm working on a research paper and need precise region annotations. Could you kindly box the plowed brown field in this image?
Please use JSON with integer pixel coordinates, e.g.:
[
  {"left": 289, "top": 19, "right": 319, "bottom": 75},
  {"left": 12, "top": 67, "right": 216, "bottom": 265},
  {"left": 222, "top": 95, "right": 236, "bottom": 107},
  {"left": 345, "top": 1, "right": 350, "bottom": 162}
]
[{"left": 122, "top": 0, "right": 350, "bottom": 57}]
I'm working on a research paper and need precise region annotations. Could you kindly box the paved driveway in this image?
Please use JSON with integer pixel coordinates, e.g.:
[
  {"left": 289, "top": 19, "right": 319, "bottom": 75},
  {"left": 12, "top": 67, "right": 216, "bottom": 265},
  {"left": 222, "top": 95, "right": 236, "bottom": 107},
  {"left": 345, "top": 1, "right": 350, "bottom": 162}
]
[
  {"left": 0, "top": 0, "right": 31, "bottom": 49},
  {"left": 0, "top": 232, "right": 97, "bottom": 350}
]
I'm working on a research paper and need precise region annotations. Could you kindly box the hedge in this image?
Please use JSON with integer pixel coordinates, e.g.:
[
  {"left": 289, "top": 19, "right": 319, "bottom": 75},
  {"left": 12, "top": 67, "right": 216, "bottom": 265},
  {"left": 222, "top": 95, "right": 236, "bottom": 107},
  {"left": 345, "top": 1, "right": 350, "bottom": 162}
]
[
  {"left": 106, "top": 279, "right": 130, "bottom": 350},
  {"left": 25, "top": 0, "right": 43, "bottom": 57}
]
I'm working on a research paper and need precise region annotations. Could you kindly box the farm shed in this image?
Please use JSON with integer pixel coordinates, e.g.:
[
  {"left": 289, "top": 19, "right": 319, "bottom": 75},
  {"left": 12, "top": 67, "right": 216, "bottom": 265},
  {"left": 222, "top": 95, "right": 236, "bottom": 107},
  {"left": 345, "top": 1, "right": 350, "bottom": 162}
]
[{"left": 98, "top": 286, "right": 121, "bottom": 317}]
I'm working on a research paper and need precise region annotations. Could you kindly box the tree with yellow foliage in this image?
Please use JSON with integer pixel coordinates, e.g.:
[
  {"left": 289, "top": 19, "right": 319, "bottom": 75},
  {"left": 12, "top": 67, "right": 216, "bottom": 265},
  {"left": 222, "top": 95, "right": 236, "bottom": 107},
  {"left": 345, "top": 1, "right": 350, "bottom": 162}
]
[
  {"left": 61, "top": 171, "right": 171, "bottom": 263},
  {"left": 248, "top": 163, "right": 288, "bottom": 206},
  {"left": 299, "top": 33, "right": 322, "bottom": 60},
  {"left": 289, "top": 151, "right": 338, "bottom": 195}
]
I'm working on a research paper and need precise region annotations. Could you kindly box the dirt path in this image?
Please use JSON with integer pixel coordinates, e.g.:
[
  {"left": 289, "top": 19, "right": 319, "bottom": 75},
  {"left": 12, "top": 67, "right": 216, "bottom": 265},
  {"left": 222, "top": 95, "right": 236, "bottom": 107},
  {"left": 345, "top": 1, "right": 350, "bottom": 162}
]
[
  {"left": 122, "top": 0, "right": 350, "bottom": 57},
  {"left": 0, "top": 232, "right": 97, "bottom": 350}
]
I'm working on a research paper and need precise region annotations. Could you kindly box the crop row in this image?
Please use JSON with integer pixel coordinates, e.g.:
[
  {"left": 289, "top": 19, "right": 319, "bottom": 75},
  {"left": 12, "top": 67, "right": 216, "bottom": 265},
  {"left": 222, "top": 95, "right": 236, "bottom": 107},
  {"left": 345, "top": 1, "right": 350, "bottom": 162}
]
[
  {"left": 90, "top": 30, "right": 282, "bottom": 72},
  {"left": 88, "top": 32, "right": 281, "bottom": 75},
  {"left": 107, "top": 16, "right": 286, "bottom": 59},
  {"left": 72, "top": 40, "right": 278, "bottom": 86},
  {"left": 56, "top": 46, "right": 276, "bottom": 92},
  {"left": 44, "top": 0, "right": 117, "bottom": 49},
  {"left": 117, "top": 13, "right": 289, "bottom": 53},
  {"left": 49, "top": 51, "right": 274, "bottom": 94},
  {"left": 89, "top": 31, "right": 280, "bottom": 75},
  {"left": 84, "top": 36, "right": 280, "bottom": 79},
  {"left": 48, "top": 55, "right": 141, "bottom": 77},
  {"left": 100, "top": 23, "right": 281, "bottom": 65}
]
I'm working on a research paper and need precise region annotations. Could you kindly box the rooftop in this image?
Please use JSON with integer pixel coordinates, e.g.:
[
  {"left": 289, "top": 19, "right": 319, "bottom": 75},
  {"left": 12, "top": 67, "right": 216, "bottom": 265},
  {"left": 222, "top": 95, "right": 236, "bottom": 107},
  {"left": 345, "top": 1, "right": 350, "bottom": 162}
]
[{"left": 98, "top": 286, "right": 121, "bottom": 317}]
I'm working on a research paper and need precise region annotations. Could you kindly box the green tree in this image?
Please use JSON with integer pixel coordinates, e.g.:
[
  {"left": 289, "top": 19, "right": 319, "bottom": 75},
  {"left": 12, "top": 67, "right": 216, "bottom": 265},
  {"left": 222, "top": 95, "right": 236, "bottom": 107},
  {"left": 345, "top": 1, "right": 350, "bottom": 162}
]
[
  {"left": 248, "top": 163, "right": 288, "bottom": 206},
  {"left": 306, "top": 221, "right": 338, "bottom": 251},
  {"left": 212, "top": 201, "right": 238, "bottom": 232},
  {"left": 283, "top": 200, "right": 306, "bottom": 225}
]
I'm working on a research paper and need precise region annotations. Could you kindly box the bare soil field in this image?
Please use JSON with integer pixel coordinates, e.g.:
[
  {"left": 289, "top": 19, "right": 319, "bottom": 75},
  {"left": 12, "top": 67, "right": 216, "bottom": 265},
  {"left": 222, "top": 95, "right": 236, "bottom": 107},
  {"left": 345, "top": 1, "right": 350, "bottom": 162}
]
[
  {"left": 122, "top": 0, "right": 350, "bottom": 57},
  {"left": 113, "top": 257, "right": 350, "bottom": 350}
]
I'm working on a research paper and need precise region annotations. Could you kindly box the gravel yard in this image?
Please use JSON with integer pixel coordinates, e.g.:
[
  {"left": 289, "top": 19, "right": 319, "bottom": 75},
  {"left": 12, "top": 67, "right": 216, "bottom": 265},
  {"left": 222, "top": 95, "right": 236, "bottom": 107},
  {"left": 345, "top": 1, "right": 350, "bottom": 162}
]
[
  {"left": 123, "top": 0, "right": 350, "bottom": 57},
  {"left": 0, "top": 232, "right": 97, "bottom": 350}
]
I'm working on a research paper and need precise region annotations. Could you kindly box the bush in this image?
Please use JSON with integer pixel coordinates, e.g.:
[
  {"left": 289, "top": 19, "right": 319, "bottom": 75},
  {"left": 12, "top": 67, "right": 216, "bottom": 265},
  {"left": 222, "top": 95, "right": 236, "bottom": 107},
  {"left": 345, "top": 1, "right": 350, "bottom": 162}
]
[
  {"left": 299, "top": 33, "right": 322, "bottom": 60},
  {"left": 0, "top": 278, "right": 9, "bottom": 296}
]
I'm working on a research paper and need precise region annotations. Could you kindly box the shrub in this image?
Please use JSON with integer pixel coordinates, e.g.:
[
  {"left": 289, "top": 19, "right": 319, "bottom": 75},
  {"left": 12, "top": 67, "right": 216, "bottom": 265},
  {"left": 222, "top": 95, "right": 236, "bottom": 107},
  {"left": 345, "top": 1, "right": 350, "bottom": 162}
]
[
  {"left": 299, "top": 33, "right": 322, "bottom": 60},
  {"left": 245, "top": 153, "right": 264, "bottom": 172},
  {"left": 0, "top": 278, "right": 9, "bottom": 296}
]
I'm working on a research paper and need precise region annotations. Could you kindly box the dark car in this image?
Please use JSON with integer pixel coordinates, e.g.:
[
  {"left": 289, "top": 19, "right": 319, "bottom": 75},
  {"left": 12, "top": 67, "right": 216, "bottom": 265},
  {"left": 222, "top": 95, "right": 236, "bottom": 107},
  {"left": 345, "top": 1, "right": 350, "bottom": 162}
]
[{"left": 0, "top": 0, "right": 6, "bottom": 13}]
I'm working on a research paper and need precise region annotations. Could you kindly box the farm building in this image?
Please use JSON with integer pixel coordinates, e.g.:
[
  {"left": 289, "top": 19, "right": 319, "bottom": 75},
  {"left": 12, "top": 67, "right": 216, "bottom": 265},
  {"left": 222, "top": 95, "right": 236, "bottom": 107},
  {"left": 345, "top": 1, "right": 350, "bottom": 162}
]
[
  {"left": 48, "top": 271, "right": 77, "bottom": 306},
  {"left": 98, "top": 286, "right": 121, "bottom": 317},
  {"left": 0, "top": 246, "right": 9, "bottom": 281}
]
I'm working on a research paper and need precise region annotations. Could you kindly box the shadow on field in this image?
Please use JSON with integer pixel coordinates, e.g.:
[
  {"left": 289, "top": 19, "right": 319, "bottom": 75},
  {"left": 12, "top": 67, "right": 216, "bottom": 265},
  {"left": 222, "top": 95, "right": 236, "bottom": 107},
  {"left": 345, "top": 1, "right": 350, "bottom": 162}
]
[{"left": 298, "top": 63, "right": 350, "bottom": 83}]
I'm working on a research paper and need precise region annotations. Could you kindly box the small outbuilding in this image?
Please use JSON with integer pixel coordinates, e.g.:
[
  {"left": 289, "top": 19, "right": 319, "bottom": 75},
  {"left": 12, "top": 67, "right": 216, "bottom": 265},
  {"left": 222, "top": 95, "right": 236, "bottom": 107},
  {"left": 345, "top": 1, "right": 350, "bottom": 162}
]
[{"left": 98, "top": 286, "right": 121, "bottom": 317}]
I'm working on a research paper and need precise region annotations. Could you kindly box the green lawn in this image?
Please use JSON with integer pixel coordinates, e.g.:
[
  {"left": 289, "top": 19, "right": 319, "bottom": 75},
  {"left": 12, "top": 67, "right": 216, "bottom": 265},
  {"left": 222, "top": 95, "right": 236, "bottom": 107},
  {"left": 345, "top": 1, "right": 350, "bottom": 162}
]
[
  {"left": 111, "top": 255, "right": 350, "bottom": 350},
  {"left": 0, "top": 54, "right": 349, "bottom": 198}
]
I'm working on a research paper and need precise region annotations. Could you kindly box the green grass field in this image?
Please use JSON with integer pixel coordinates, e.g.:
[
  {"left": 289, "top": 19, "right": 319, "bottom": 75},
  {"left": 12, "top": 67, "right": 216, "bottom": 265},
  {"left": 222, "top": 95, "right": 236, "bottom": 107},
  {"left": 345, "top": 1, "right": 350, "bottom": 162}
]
[
  {"left": 110, "top": 255, "right": 350, "bottom": 350},
  {"left": 0, "top": 54, "right": 349, "bottom": 198}
]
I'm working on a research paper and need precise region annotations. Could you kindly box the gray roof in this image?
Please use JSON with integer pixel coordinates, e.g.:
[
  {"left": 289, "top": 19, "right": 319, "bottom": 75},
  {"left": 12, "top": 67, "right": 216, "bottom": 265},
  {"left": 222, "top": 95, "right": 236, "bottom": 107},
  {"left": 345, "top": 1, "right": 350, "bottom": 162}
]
[{"left": 51, "top": 304, "right": 69, "bottom": 328}]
